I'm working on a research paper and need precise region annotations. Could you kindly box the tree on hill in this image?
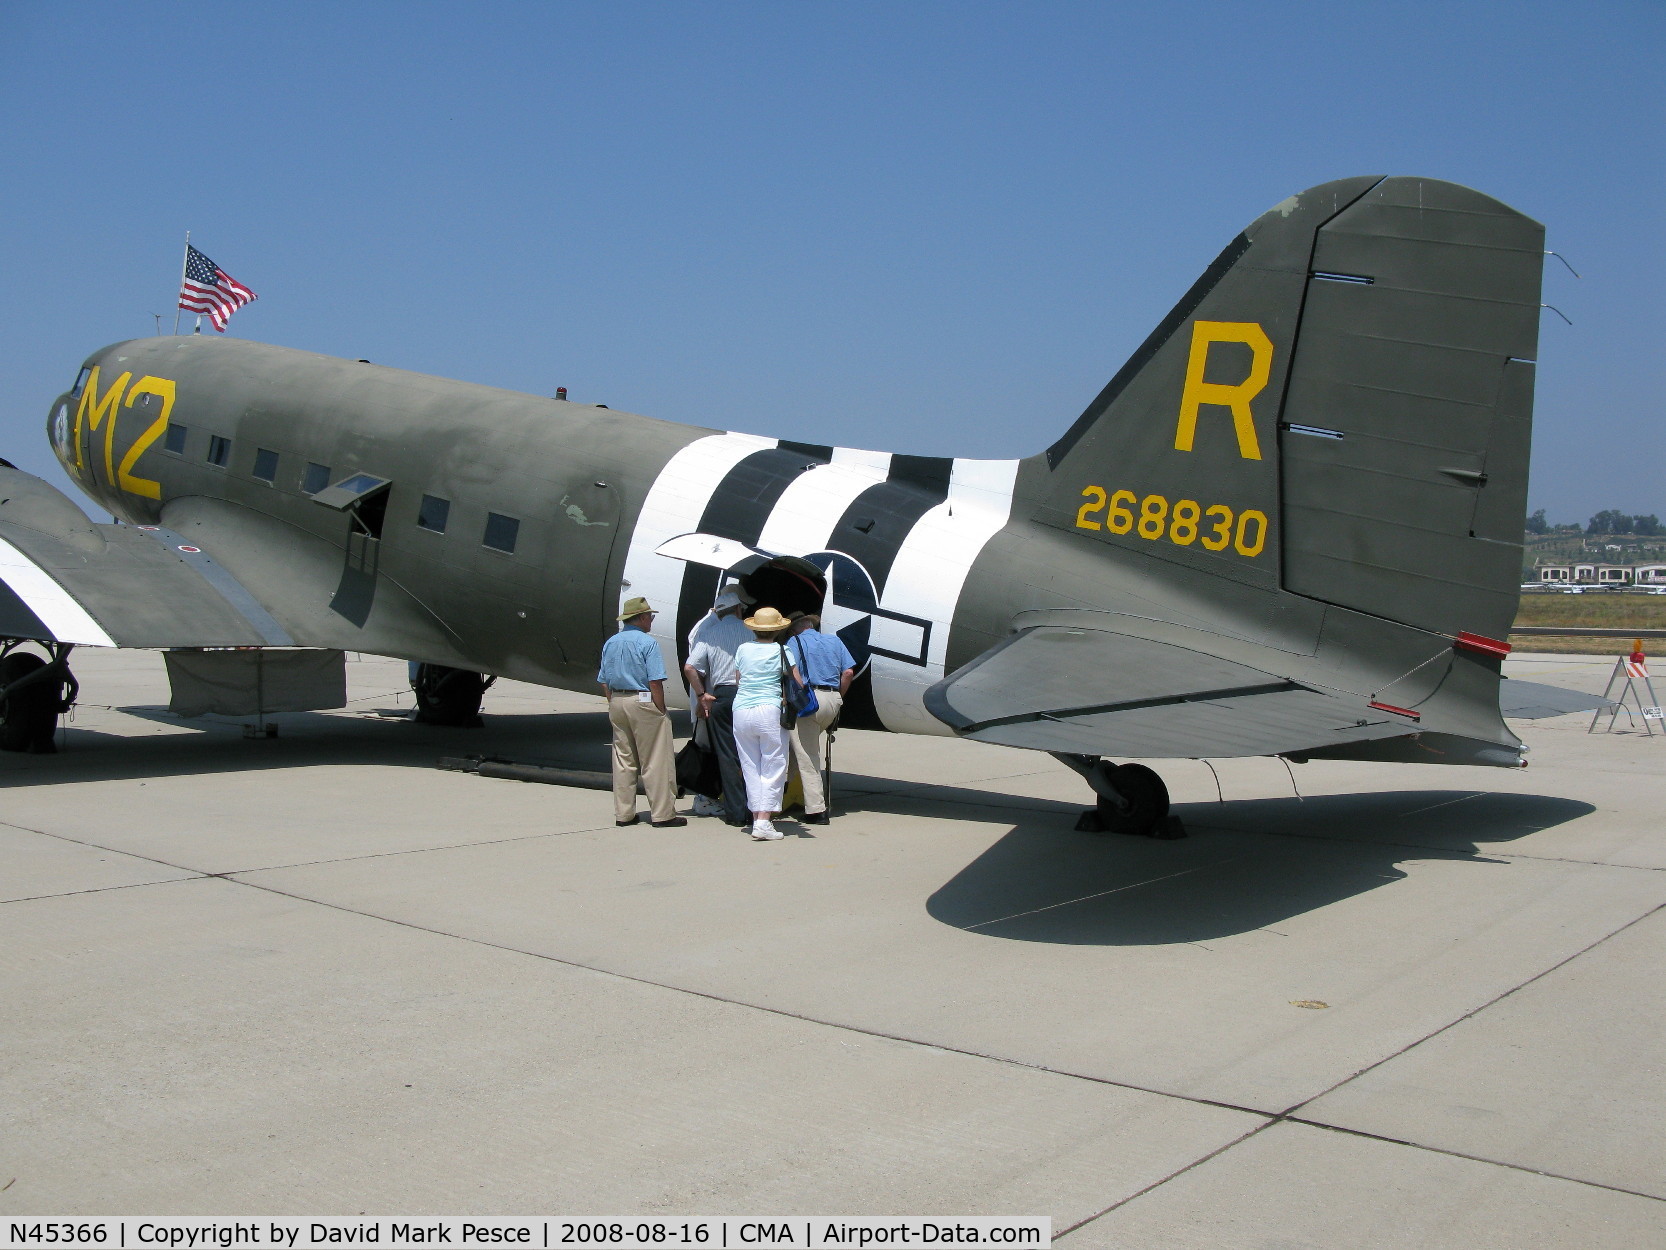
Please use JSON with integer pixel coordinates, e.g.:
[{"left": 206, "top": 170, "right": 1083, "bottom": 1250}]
[
  {"left": 1525, "top": 508, "right": 1548, "bottom": 535},
  {"left": 1586, "top": 510, "right": 1662, "bottom": 536}
]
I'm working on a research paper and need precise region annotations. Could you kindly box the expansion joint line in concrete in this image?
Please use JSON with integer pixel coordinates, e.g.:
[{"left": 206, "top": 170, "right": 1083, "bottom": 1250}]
[
  {"left": 1053, "top": 1118, "right": 1282, "bottom": 1239},
  {"left": 1059, "top": 898, "right": 1666, "bottom": 1235},
  {"left": 15, "top": 817, "right": 1666, "bottom": 1215},
  {"left": 218, "top": 870, "right": 1666, "bottom": 1216},
  {"left": 1, "top": 812, "right": 666, "bottom": 887},
  {"left": 1280, "top": 898, "right": 1666, "bottom": 1124}
]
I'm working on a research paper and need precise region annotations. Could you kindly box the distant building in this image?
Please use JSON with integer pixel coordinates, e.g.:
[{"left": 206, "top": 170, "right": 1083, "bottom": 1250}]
[{"left": 1535, "top": 563, "right": 1659, "bottom": 585}]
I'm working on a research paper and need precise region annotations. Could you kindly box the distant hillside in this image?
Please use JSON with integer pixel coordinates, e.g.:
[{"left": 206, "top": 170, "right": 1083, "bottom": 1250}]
[{"left": 1524, "top": 532, "right": 1666, "bottom": 567}]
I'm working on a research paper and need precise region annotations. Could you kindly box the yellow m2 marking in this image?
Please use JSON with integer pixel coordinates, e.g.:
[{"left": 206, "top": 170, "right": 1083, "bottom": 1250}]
[
  {"left": 118, "top": 377, "right": 175, "bottom": 499},
  {"left": 73, "top": 365, "right": 131, "bottom": 479},
  {"left": 1174, "top": 320, "right": 1272, "bottom": 460},
  {"left": 72, "top": 365, "right": 175, "bottom": 498}
]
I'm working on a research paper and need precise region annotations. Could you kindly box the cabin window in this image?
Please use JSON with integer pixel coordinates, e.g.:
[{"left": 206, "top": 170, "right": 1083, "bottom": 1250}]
[
  {"left": 417, "top": 495, "right": 450, "bottom": 533},
  {"left": 252, "top": 448, "right": 279, "bottom": 483},
  {"left": 164, "top": 424, "right": 188, "bottom": 454},
  {"left": 302, "top": 462, "right": 331, "bottom": 494},
  {"left": 207, "top": 435, "right": 231, "bottom": 467},
  {"left": 483, "top": 512, "right": 519, "bottom": 553},
  {"left": 72, "top": 366, "right": 91, "bottom": 397}
]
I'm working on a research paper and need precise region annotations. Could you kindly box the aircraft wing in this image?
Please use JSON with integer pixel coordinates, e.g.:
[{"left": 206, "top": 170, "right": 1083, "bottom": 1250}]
[
  {"left": 0, "top": 467, "right": 288, "bottom": 647},
  {"left": 0, "top": 465, "right": 473, "bottom": 663}
]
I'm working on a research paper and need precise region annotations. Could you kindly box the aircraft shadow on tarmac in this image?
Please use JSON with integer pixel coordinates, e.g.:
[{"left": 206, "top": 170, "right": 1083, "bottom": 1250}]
[
  {"left": 1, "top": 707, "right": 625, "bottom": 784},
  {"left": 920, "top": 790, "right": 1597, "bottom": 946},
  {"left": 7, "top": 711, "right": 1597, "bottom": 950}
]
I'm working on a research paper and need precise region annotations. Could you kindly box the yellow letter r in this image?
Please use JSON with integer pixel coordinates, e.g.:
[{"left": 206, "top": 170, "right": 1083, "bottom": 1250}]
[{"left": 1174, "top": 321, "right": 1272, "bottom": 460}]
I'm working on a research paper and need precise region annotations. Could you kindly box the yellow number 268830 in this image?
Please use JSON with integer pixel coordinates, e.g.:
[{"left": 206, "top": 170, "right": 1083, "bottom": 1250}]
[{"left": 1075, "top": 485, "right": 1266, "bottom": 558}]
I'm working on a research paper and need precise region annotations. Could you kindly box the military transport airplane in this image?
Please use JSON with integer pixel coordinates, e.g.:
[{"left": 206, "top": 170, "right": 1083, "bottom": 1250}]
[{"left": 0, "top": 176, "right": 1547, "bottom": 835}]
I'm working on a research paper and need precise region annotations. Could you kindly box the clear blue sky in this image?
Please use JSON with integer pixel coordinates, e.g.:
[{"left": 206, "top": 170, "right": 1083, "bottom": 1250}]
[{"left": 3, "top": 1, "right": 1660, "bottom": 525}]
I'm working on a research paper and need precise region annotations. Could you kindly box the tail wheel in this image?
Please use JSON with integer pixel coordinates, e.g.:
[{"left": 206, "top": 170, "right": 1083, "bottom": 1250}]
[
  {"left": 412, "top": 664, "right": 488, "bottom": 727},
  {"left": 1094, "top": 762, "right": 1171, "bottom": 837},
  {"left": 0, "top": 651, "right": 64, "bottom": 753}
]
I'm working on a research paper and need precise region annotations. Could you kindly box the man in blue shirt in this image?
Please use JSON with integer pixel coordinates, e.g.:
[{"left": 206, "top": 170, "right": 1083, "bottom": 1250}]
[
  {"left": 597, "top": 597, "right": 685, "bottom": 827},
  {"left": 785, "top": 613, "right": 856, "bottom": 824}
]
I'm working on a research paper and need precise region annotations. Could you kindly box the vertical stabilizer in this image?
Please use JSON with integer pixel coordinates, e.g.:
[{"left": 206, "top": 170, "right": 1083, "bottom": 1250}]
[{"left": 1034, "top": 176, "right": 1543, "bottom": 643}]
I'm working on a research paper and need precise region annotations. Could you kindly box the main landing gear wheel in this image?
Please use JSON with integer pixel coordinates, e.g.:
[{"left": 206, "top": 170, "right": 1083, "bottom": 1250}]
[
  {"left": 0, "top": 650, "right": 75, "bottom": 754},
  {"left": 1076, "top": 761, "right": 1184, "bottom": 839},
  {"left": 412, "top": 664, "right": 490, "bottom": 727}
]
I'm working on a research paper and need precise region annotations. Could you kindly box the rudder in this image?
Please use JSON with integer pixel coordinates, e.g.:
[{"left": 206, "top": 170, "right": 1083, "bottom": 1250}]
[{"left": 1277, "top": 178, "right": 1542, "bottom": 641}]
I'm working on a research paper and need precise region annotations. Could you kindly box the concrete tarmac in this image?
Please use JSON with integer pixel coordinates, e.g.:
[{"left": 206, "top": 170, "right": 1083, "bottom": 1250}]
[{"left": 2, "top": 648, "right": 1662, "bottom": 1244}]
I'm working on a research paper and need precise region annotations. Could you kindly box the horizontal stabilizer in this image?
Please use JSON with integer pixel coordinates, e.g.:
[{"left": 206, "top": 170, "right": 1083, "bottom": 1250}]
[{"left": 925, "top": 624, "right": 1412, "bottom": 758}]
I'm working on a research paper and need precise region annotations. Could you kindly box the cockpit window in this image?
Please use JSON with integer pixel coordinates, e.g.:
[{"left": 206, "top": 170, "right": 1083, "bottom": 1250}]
[{"left": 71, "top": 366, "right": 92, "bottom": 397}]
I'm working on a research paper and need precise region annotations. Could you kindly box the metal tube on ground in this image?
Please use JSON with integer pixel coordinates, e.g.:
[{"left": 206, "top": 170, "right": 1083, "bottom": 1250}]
[{"left": 475, "top": 760, "right": 613, "bottom": 789}]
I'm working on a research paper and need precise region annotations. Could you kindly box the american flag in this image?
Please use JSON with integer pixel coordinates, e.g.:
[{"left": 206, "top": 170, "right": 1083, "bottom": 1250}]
[{"left": 178, "top": 244, "right": 257, "bottom": 332}]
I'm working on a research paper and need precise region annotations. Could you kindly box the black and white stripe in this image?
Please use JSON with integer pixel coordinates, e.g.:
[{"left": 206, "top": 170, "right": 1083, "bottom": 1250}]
[{"left": 618, "top": 432, "right": 1018, "bottom": 734}]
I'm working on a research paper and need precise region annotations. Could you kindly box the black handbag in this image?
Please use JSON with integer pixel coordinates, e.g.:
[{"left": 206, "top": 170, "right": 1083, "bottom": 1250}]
[{"left": 675, "top": 736, "right": 720, "bottom": 798}]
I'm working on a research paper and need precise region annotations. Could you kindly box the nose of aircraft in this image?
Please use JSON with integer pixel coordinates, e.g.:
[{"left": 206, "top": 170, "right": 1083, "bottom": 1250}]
[{"left": 47, "top": 390, "right": 78, "bottom": 477}]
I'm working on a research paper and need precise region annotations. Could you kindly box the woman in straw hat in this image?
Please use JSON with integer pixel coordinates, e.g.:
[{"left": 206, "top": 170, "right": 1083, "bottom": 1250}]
[{"left": 731, "top": 606, "right": 804, "bottom": 840}]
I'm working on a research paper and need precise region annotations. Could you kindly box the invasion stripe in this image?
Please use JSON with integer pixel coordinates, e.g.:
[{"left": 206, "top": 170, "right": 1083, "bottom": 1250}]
[
  {"left": 0, "top": 535, "right": 116, "bottom": 646},
  {"left": 824, "top": 456, "right": 955, "bottom": 729},
  {"left": 673, "top": 445, "right": 832, "bottom": 662},
  {"left": 617, "top": 431, "right": 776, "bottom": 696},
  {"left": 870, "top": 457, "right": 1020, "bottom": 734},
  {"left": 754, "top": 455, "right": 892, "bottom": 558},
  {"left": 826, "top": 456, "right": 954, "bottom": 594},
  {"left": 0, "top": 576, "right": 54, "bottom": 643}
]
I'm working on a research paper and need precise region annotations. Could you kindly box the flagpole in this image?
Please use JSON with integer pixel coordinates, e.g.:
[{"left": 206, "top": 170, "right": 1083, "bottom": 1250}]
[{"left": 172, "top": 231, "right": 190, "bottom": 335}]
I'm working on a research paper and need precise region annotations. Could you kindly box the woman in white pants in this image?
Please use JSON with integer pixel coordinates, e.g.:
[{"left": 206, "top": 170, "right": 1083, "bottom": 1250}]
[{"left": 732, "top": 606, "right": 803, "bottom": 840}]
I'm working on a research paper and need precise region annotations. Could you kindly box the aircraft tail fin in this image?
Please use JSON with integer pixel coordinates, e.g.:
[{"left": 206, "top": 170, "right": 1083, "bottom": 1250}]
[{"left": 1036, "top": 176, "right": 1544, "bottom": 644}]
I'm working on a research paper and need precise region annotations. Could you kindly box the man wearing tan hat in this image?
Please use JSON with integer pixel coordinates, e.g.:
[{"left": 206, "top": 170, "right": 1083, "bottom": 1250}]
[{"left": 597, "top": 597, "right": 685, "bottom": 827}]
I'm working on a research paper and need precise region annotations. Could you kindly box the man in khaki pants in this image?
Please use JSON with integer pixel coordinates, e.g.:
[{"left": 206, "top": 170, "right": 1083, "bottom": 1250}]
[
  {"left": 785, "top": 613, "right": 855, "bottom": 825},
  {"left": 597, "top": 597, "right": 686, "bottom": 827}
]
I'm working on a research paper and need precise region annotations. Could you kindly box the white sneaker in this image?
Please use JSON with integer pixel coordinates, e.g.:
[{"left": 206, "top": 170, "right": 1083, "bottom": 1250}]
[{"left": 750, "top": 820, "right": 783, "bottom": 840}]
